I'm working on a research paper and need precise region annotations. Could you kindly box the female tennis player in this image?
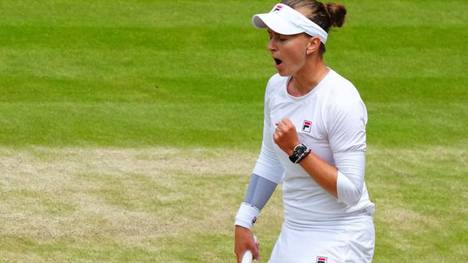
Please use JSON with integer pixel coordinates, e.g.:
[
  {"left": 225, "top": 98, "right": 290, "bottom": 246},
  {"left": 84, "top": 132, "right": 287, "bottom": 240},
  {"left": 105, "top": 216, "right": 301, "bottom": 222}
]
[{"left": 234, "top": 1, "right": 375, "bottom": 262}]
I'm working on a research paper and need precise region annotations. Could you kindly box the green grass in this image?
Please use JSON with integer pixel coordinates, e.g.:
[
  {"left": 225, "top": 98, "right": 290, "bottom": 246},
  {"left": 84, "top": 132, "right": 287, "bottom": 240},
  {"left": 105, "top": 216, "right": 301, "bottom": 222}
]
[
  {"left": 1, "top": 0, "right": 466, "bottom": 148},
  {"left": 0, "top": 0, "right": 467, "bottom": 262}
]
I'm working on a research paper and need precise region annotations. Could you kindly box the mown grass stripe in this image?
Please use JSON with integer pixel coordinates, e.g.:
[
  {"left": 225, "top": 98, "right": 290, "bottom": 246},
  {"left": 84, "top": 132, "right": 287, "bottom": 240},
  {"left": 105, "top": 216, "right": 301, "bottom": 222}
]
[
  {"left": 2, "top": 25, "right": 467, "bottom": 51},
  {"left": 0, "top": 146, "right": 466, "bottom": 262}
]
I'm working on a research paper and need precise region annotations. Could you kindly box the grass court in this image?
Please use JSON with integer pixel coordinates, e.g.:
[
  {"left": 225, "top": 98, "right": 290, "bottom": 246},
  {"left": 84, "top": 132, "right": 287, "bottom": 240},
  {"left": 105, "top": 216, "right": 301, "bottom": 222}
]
[{"left": 0, "top": 0, "right": 467, "bottom": 262}]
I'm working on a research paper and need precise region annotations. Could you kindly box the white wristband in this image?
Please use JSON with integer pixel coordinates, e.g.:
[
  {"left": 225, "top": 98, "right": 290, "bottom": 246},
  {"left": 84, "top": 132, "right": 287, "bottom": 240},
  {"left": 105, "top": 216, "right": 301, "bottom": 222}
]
[{"left": 235, "top": 202, "right": 260, "bottom": 229}]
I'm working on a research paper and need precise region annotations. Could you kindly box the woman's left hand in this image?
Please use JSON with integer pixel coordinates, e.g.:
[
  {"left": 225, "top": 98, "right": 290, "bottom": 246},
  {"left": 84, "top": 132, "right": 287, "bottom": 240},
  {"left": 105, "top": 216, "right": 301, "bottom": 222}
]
[{"left": 273, "top": 118, "right": 300, "bottom": 156}]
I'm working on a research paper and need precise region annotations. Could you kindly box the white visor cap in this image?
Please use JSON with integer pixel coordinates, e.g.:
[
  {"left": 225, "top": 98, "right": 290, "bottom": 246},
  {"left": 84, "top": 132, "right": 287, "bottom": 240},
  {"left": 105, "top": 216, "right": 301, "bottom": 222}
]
[{"left": 252, "top": 3, "right": 328, "bottom": 44}]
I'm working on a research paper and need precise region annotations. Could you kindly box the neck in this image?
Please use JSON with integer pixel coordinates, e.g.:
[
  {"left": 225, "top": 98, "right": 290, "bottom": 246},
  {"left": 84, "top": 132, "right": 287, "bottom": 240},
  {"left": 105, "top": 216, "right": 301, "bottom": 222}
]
[{"left": 288, "top": 58, "right": 329, "bottom": 97}]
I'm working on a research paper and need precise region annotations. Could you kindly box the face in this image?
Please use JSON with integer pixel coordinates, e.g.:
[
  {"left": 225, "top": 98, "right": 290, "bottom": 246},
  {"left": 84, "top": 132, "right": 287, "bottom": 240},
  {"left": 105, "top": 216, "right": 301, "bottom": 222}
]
[{"left": 267, "top": 29, "right": 313, "bottom": 76}]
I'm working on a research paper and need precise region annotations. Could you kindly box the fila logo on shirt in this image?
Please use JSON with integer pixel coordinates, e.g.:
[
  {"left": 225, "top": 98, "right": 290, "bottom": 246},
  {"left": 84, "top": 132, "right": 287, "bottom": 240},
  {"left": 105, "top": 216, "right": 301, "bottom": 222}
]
[
  {"left": 316, "top": 256, "right": 328, "bottom": 263},
  {"left": 302, "top": 120, "right": 312, "bottom": 133}
]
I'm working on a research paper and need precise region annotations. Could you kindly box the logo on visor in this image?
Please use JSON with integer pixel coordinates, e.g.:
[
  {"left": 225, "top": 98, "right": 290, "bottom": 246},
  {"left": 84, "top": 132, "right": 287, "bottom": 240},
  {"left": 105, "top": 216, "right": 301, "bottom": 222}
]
[
  {"left": 316, "top": 256, "right": 328, "bottom": 263},
  {"left": 273, "top": 4, "right": 284, "bottom": 12}
]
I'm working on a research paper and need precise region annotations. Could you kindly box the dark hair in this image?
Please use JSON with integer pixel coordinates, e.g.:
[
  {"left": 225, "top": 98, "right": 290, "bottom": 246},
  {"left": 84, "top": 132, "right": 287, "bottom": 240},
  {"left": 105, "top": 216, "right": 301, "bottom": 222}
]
[{"left": 281, "top": 0, "right": 347, "bottom": 54}]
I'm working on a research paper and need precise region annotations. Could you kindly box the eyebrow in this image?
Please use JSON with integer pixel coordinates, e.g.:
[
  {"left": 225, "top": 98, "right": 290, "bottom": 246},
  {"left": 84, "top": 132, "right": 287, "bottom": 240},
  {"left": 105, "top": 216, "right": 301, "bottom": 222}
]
[{"left": 267, "top": 29, "right": 279, "bottom": 36}]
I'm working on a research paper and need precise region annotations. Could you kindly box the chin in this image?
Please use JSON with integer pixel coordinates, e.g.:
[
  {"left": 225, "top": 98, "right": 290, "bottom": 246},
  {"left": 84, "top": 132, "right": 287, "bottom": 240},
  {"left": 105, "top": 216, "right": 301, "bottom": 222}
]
[{"left": 276, "top": 69, "right": 291, "bottom": 77}]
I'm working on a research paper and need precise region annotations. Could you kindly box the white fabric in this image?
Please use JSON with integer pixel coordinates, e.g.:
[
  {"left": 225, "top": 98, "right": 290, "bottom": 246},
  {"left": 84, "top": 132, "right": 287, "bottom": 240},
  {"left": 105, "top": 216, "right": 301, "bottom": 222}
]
[
  {"left": 252, "top": 3, "right": 328, "bottom": 43},
  {"left": 269, "top": 215, "right": 375, "bottom": 263},
  {"left": 235, "top": 202, "right": 260, "bottom": 229},
  {"left": 336, "top": 152, "right": 366, "bottom": 206},
  {"left": 252, "top": 85, "right": 285, "bottom": 184},
  {"left": 254, "top": 69, "right": 375, "bottom": 230}
]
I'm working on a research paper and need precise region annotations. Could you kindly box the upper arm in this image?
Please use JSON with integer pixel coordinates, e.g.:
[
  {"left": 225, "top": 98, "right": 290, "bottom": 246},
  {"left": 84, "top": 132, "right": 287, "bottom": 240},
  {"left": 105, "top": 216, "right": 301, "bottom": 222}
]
[
  {"left": 326, "top": 94, "right": 368, "bottom": 205},
  {"left": 252, "top": 81, "right": 284, "bottom": 184},
  {"left": 327, "top": 98, "right": 367, "bottom": 153}
]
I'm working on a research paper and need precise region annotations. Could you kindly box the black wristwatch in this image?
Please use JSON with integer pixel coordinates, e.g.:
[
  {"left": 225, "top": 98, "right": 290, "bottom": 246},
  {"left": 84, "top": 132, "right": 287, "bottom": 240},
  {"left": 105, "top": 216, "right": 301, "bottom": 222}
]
[{"left": 289, "top": 143, "right": 311, "bottom": 164}]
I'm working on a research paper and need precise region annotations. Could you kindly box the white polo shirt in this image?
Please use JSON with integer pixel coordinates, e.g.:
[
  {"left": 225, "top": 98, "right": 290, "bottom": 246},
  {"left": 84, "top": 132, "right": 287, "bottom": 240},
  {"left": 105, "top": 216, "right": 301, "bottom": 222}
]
[{"left": 252, "top": 69, "right": 375, "bottom": 230}]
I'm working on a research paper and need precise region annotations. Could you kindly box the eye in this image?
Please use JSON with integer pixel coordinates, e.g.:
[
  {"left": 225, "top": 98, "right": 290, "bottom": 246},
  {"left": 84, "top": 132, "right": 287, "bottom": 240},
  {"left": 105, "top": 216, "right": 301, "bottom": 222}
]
[{"left": 267, "top": 32, "right": 289, "bottom": 43}]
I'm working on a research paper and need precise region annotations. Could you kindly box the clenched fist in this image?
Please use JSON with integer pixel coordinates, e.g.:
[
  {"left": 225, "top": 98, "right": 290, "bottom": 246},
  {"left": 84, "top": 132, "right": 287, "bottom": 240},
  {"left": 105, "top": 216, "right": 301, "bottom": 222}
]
[{"left": 273, "top": 118, "right": 300, "bottom": 156}]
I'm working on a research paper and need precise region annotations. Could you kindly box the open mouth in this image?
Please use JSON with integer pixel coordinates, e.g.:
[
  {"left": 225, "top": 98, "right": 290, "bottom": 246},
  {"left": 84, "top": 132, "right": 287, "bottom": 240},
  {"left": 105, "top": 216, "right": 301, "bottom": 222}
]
[{"left": 274, "top": 58, "right": 283, "bottom": 66}]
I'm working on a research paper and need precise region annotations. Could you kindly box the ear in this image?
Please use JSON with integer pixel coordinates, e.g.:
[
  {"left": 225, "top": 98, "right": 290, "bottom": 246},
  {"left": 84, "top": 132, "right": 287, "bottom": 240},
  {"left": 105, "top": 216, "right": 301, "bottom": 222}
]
[{"left": 306, "top": 37, "right": 321, "bottom": 55}]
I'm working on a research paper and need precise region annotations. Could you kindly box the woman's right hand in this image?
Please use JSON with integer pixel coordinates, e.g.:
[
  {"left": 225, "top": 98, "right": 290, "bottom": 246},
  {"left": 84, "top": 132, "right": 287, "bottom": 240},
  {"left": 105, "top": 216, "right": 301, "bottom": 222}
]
[{"left": 234, "top": 225, "right": 259, "bottom": 262}]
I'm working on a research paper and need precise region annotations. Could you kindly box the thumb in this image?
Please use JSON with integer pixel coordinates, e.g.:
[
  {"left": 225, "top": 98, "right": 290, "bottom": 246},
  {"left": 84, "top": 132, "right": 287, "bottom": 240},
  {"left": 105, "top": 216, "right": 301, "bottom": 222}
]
[{"left": 251, "top": 236, "right": 260, "bottom": 260}]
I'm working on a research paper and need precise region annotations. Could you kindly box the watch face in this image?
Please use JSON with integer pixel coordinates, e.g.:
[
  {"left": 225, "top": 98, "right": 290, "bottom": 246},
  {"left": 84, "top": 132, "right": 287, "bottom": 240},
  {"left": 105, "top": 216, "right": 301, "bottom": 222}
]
[
  {"left": 295, "top": 144, "right": 307, "bottom": 153},
  {"left": 289, "top": 144, "right": 306, "bottom": 163}
]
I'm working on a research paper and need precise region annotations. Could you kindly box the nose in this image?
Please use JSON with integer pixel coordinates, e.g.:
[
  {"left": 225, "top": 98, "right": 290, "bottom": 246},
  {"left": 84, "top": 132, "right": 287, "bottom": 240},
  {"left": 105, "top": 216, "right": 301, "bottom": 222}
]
[{"left": 268, "top": 39, "right": 277, "bottom": 52}]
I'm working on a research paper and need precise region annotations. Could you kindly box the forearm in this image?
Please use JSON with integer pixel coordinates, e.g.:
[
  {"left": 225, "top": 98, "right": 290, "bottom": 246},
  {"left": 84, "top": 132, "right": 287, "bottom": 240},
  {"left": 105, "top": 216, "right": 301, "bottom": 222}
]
[
  {"left": 235, "top": 174, "right": 278, "bottom": 229},
  {"left": 273, "top": 118, "right": 365, "bottom": 204},
  {"left": 298, "top": 149, "right": 366, "bottom": 206},
  {"left": 244, "top": 174, "right": 278, "bottom": 209},
  {"left": 299, "top": 151, "right": 338, "bottom": 198},
  {"left": 275, "top": 119, "right": 338, "bottom": 198}
]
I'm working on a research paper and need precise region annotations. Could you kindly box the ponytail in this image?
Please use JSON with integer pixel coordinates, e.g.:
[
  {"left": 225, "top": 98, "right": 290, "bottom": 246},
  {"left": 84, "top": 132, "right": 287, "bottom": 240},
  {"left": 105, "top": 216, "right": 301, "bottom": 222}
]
[{"left": 325, "top": 3, "right": 346, "bottom": 28}]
